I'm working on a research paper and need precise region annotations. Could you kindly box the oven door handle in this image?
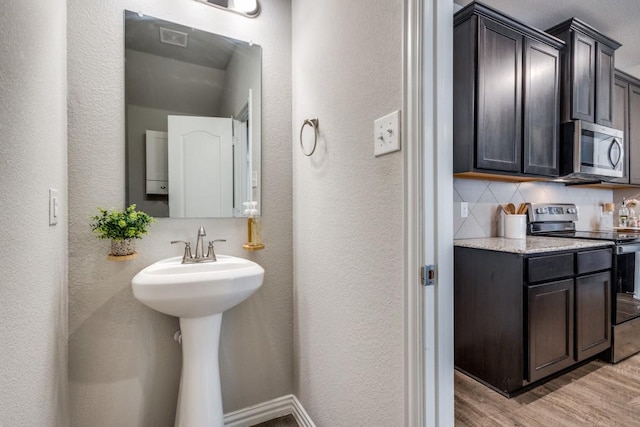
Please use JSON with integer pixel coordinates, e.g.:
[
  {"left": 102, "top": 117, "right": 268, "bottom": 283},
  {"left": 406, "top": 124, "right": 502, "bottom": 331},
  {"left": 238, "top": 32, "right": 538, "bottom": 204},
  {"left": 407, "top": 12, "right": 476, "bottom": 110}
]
[{"left": 616, "top": 244, "right": 640, "bottom": 254}]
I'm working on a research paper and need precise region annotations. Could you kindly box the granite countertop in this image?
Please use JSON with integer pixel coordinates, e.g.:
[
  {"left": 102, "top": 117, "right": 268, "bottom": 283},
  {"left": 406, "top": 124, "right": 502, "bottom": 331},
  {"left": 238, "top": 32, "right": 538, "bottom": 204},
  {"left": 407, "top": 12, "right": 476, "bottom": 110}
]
[{"left": 454, "top": 236, "right": 613, "bottom": 254}]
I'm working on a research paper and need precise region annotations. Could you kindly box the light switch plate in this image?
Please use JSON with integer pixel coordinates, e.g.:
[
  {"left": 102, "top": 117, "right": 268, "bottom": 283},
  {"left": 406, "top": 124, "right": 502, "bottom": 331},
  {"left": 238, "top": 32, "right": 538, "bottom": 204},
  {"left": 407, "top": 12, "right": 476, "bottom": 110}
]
[
  {"left": 49, "top": 189, "right": 59, "bottom": 226},
  {"left": 374, "top": 110, "right": 401, "bottom": 157}
]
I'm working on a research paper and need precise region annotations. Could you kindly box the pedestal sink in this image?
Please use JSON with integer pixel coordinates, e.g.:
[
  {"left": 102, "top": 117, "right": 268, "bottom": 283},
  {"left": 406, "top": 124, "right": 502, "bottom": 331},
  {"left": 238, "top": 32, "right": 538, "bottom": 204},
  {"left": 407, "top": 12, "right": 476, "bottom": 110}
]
[{"left": 132, "top": 255, "right": 264, "bottom": 427}]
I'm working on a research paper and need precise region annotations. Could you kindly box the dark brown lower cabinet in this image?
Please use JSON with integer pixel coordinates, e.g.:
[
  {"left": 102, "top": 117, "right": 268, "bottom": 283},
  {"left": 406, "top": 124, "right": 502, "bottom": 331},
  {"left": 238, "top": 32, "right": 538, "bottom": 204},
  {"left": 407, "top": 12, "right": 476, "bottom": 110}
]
[
  {"left": 527, "top": 279, "right": 575, "bottom": 383},
  {"left": 455, "top": 245, "right": 612, "bottom": 396},
  {"left": 575, "top": 272, "right": 611, "bottom": 361}
]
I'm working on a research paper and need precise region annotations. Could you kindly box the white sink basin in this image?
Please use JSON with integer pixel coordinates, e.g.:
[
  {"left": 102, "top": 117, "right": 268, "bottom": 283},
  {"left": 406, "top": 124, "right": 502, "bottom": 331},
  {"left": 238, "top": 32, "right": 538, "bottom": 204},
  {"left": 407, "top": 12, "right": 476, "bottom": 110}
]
[
  {"left": 131, "top": 254, "right": 264, "bottom": 427},
  {"left": 132, "top": 255, "right": 264, "bottom": 318}
]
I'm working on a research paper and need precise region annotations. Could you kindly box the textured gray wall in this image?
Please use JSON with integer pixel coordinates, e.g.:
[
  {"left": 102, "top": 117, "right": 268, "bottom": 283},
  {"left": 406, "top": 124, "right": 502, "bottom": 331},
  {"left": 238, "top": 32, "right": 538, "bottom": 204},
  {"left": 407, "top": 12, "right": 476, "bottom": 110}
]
[
  {"left": 67, "top": 0, "right": 292, "bottom": 425},
  {"left": 0, "top": 0, "right": 68, "bottom": 425},
  {"left": 292, "top": 0, "right": 405, "bottom": 425}
]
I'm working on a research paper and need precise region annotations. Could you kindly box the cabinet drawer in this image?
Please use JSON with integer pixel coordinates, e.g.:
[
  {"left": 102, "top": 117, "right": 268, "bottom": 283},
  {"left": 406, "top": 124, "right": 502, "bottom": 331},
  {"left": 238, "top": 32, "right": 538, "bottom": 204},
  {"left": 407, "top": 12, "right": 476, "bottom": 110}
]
[
  {"left": 527, "top": 253, "right": 574, "bottom": 283},
  {"left": 577, "top": 248, "right": 612, "bottom": 275}
]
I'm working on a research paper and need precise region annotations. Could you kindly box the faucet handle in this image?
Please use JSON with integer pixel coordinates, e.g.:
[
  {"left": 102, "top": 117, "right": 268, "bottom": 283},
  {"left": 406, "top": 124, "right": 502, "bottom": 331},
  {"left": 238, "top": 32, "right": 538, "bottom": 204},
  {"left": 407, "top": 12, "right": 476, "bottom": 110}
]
[
  {"left": 206, "top": 239, "right": 226, "bottom": 261},
  {"left": 171, "top": 240, "right": 193, "bottom": 263}
]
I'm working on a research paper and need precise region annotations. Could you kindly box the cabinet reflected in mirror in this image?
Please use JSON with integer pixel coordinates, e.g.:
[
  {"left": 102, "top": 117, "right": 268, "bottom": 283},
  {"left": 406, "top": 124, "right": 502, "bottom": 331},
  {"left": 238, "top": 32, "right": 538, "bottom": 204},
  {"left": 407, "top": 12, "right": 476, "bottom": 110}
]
[{"left": 124, "top": 10, "right": 261, "bottom": 218}]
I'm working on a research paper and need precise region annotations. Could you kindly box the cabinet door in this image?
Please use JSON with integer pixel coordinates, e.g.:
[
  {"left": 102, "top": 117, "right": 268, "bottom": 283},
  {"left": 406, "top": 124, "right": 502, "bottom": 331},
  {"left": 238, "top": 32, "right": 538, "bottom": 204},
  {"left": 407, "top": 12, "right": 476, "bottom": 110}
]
[
  {"left": 523, "top": 39, "right": 560, "bottom": 176},
  {"left": 596, "top": 43, "right": 615, "bottom": 127},
  {"left": 629, "top": 85, "right": 640, "bottom": 184},
  {"left": 476, "top": 17, "right": 522, "bottom": 173},
  {"left": 610, "top": 76, "right": 629, "bottom": 184},
  {"left": 575, "top": 271, "right": 611, "bottom": 361},
  {"left": 528, "top": 279, "right": 575, "bottom": 383},
  {"left": 571, "top": 32, "right": 596, "bottom": 122}
]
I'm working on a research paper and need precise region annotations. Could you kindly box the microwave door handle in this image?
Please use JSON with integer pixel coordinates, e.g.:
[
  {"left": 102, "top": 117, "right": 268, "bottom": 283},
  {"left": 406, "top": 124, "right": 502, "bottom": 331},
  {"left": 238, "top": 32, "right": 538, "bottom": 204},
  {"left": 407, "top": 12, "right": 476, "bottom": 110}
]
[{"left": 608, "top": 138, "right": 622, "bottom": 168}]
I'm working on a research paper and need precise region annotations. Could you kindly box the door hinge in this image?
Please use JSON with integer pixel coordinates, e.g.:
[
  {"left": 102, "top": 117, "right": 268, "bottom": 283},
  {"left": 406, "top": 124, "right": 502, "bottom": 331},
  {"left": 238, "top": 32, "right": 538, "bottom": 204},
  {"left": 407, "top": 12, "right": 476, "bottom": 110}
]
[{"left": 422, "top": 264, "right": 435, "bottom": 286}]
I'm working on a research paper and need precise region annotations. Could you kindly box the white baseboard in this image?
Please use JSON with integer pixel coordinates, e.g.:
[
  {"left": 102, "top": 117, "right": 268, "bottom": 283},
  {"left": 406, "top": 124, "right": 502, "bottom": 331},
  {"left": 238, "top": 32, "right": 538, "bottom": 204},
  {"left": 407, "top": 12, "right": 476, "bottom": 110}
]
[{"left": 224, "top": 394, "right": 315, "bottom": 427}]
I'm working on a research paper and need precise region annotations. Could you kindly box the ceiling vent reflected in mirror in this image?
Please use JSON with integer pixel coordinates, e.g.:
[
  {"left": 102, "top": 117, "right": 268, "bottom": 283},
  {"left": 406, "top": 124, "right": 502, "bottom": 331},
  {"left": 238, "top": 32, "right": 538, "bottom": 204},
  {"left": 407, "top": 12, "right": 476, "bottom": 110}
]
[
  {"left": 195, "top": 0, "right": 260, "bottom": 18},
  {"left": 159, "top": 27, "right": 189, "bottom": 48}
]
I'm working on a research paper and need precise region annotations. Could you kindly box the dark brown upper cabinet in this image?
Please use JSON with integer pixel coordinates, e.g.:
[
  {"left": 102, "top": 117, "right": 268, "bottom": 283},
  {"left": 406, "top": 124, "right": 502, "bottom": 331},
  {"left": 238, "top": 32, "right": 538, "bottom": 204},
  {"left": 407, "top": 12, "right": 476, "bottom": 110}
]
[
  {"left": 611, "top": 73, "right": 630, "bottom": 184},
  {"left": 613, "top": 70, "right": 640, "bottom": 185},
  {"left": 475, "top": 17, "right": 522, "bottom": 173},
  {"left": 454, "top": 2, "right": 564, "bottom": 178},
  {"left": 630, "top": 85, "right": 640, "bottom": 184},
  {"left": 546, "top": 18, "right": 621, "bottom": 127}
]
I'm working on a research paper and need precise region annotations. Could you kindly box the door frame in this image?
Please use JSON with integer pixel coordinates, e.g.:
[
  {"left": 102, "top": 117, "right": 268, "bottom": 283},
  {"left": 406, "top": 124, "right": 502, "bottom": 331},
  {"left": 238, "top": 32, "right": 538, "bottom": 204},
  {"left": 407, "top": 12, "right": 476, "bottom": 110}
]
[{"left": 404, "top": 0, "right": 454, "bottom": 425}]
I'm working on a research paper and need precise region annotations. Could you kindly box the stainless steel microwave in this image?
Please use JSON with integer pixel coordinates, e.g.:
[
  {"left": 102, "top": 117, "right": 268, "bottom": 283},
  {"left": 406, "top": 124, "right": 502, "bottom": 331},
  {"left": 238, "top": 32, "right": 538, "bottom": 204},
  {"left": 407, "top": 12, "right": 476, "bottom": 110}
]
[{"left": 560, "top": 120, "right": 624, "bottom": 181}]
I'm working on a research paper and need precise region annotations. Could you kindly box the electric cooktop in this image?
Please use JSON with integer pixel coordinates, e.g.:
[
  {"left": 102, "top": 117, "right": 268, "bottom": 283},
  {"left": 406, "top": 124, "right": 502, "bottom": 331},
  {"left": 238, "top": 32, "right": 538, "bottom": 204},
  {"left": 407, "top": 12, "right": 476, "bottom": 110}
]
[
  {"left": 526, "top": 202, "right": 640, "bottom": 244},
  {"left": 543, "top": 230, "right": 640, "bottom": 243}
]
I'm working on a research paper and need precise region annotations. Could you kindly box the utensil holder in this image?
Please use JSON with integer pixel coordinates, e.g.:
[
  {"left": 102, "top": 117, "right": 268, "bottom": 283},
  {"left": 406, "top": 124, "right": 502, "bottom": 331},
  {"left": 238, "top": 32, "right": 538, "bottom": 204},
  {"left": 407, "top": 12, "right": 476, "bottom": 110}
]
[{"left": 504, "top": 214, "right": 527, "bottom": 239}]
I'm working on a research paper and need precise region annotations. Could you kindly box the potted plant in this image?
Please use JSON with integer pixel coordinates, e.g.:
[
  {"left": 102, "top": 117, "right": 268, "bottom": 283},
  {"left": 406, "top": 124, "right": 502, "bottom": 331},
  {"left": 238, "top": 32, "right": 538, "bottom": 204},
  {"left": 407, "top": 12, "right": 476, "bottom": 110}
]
[{"left": 90, "top": 204, "right": 155, "bottom": 257}]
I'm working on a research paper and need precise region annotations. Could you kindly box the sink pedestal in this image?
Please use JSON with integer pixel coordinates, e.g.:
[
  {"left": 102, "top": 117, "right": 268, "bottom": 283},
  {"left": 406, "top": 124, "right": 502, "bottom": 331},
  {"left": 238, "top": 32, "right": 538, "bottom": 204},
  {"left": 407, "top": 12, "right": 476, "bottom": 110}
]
[
  {"left": 131, "top": 254, "right": 264, "bottom": 427},
  {"left": 175, "top": 314, "right": 224, "bottom": 427}
]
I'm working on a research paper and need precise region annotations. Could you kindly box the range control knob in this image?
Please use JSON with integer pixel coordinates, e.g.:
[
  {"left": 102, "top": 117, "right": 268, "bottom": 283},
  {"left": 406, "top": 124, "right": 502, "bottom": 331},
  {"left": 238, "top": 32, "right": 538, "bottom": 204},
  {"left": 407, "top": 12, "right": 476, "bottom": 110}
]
[{"left": 567, "top": 208, "right": 577, "bottom": 214}]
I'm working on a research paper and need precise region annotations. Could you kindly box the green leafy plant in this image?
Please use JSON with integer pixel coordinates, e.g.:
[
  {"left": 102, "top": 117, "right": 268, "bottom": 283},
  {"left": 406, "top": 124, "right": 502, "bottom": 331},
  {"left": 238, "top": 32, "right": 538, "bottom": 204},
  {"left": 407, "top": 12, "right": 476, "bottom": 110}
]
[{"left": 90, "top": 204, "right": 155, "bottom": 241}]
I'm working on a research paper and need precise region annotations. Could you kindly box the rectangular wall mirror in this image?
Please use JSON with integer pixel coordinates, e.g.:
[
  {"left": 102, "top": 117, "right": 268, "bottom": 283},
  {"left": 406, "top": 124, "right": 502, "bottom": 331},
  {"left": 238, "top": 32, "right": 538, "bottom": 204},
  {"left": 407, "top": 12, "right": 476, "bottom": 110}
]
[{"left": 124, "top": 10, "right": 262, "bottom": 218}]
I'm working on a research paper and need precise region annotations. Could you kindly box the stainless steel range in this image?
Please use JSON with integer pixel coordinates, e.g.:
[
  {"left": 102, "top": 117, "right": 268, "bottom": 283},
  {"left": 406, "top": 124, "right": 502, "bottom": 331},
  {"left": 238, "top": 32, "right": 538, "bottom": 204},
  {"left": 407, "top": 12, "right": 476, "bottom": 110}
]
[{"left": 527, "top": 202, "right": 640, "bottom": 363}]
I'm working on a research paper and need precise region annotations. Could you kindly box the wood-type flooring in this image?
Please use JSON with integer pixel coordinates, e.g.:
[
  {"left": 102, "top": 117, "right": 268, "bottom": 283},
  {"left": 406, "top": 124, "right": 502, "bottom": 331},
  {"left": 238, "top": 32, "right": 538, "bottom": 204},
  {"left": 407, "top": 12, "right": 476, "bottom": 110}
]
[{"left": 455, "top": 353, "right": 640, "bottom": 426}]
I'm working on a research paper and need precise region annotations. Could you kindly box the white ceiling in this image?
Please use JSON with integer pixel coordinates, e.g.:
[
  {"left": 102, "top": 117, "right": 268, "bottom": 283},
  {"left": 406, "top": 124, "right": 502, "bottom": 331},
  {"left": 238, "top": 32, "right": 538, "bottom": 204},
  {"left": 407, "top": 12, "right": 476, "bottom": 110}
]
[
  {"left": 125, "top": 11, "right": 239, "bottom": 70},
  {"left": 455, "top": 0, "right": 640, "bottom": 78}
]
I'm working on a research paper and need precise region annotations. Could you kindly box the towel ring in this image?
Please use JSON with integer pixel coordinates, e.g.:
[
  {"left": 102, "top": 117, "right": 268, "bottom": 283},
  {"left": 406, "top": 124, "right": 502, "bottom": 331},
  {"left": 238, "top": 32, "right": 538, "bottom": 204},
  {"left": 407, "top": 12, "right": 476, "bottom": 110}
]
[{"left": 300, "top": 118, "right": 319, "bottom": 156}]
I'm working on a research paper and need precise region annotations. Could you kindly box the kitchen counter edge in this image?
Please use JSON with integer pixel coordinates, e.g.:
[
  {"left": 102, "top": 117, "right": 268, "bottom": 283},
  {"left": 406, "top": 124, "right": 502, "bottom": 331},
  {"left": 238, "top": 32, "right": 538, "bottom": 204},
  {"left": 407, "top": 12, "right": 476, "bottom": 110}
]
[{"left": 454, "top": 236, "right": 613, "bottom": 254}]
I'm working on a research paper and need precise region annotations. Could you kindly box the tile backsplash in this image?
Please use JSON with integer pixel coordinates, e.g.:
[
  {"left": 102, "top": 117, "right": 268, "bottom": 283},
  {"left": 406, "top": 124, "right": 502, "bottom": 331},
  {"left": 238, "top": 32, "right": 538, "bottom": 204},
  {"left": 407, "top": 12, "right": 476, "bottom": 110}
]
[{"left": 454, "top": 179, "right": 614, "bottom": 239}]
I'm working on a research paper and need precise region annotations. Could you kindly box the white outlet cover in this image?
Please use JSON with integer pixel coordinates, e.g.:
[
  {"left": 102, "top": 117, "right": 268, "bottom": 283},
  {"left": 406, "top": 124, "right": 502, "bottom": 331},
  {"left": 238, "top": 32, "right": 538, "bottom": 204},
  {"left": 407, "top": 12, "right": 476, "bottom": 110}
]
[
  {"left": 461, "top": 202, "right": 469, "bottom": 218},
  {"left": 374, "top": 110, "right": 401, "bottom": 157}
]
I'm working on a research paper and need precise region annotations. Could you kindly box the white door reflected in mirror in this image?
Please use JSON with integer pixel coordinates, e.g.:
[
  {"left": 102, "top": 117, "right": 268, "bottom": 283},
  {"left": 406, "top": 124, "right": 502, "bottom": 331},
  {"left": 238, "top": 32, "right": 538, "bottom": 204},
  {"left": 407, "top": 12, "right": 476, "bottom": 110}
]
[{"left": 168, "top": 116, "right": 234, "bottom": 218}]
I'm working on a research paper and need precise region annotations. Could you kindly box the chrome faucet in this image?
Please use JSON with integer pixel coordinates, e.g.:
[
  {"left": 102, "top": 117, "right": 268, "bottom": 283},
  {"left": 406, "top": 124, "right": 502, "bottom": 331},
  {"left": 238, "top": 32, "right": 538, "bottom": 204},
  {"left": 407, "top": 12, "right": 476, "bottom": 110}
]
[
  {"left": 195, "top": 226, "right": 206, "bottom": 259},
  {"left": 171, "top": 226, "right": 226, "bottom": 264}
]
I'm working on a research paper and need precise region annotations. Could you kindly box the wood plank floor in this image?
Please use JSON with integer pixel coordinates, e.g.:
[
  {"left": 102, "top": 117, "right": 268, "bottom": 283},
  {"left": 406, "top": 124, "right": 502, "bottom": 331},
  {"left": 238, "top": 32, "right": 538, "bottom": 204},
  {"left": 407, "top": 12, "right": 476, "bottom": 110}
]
[{"left": 455, "top": 353, "right": 640, "bottom": 426}]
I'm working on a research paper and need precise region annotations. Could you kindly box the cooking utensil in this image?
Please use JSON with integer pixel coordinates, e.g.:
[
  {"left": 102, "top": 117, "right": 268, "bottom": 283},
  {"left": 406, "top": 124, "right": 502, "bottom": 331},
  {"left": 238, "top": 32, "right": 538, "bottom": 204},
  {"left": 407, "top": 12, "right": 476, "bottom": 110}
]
[
  {"left": 506, "top": 203, "right": 516, "bottom": 215},
  {"left": 517, "top": 203, "right": 528, "bottom": 215}
]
